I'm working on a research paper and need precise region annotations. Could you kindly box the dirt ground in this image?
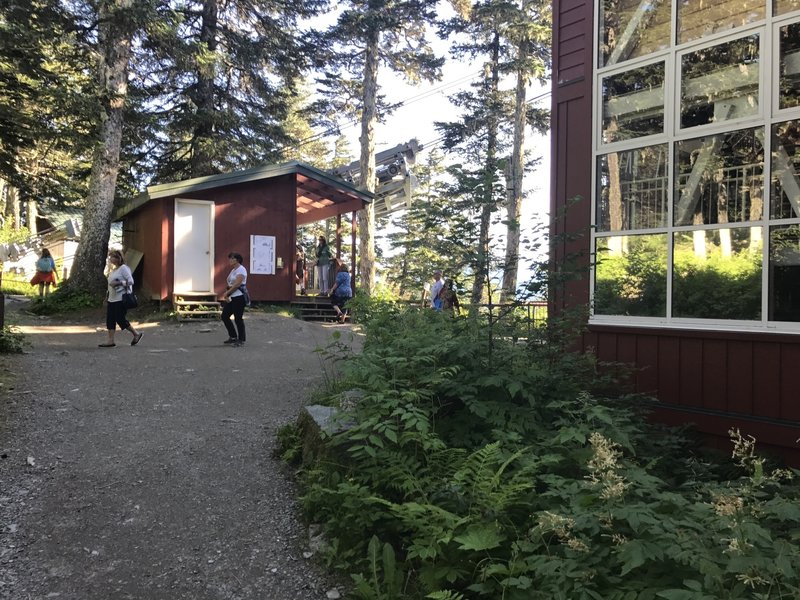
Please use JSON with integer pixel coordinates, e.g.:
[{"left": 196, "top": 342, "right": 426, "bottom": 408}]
[{"left": 0, "top": 298, "right": 358, "bottom": 600}]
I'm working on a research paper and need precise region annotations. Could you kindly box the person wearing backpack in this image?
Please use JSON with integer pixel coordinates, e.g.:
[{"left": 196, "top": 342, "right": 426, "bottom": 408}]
[
  {"left": 99, "top": 249, "right": 143, "bottom": 348},
  {"left": 29, "top": 248, "right": 57, "bottom": 298},
  {"left": 220, "top": 251, "right": 248, "bottom": 347}
]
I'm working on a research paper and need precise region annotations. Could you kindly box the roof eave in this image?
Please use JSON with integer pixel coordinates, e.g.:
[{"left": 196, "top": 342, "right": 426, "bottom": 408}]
[{"left": 114, "top": 161, "right": 373, "bottom": 221}]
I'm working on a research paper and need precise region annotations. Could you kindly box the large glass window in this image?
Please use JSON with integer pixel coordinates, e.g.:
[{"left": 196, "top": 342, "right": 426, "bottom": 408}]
[
  {"left": 674, "top": 128, "right": 764, "bottom": 226},
  {"left": 775, "top": 0, "right": 800, "bottom": 17},
  {"left": 769, "top": 225, "right": 800, "bottom": 321},
  {"left": 672, "top": 228, "right": 762, "bottom": 320},
  {"left": 678, "top": 0, "right": 765, "bottom": 44},
  {"left": 680, "top": 35, "right": 760, "bottom": 129},
  {"left": 597, "top": 144, "right": 668, "bottom": 230},
  {"left": 594, "top": 2, "right": 800, "bottom": 327},
  {"left": 595, "top": 234, "right": 667, "bottom": 316},
  {"left": 602, "top": 62, "right": 665, "bottom": 143},
  {"left": 771, "top": 120, "right": 800, "bottom": 218},
  {"left": 600, "top": 0, "right": 671, "bottom": 67},
  {"left": 779, "top": 23, "right": 800, "bottom": 109}
]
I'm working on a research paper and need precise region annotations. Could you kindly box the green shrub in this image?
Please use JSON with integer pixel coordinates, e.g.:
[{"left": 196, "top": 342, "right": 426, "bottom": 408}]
[
  {"left": 0, "top": 325, "right": 28, "bottom": 353},
  {"left": 26, "top": 287, "right": 103, "bottom": 315},
  {"left": 300, "top": 308, "right": 800, "bottom": 599}
]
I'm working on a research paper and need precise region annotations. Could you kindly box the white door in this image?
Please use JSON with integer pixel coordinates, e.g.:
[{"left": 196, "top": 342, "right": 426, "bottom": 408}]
[{"left": 174, "top": 199, "right": 214, "bottom": 293}]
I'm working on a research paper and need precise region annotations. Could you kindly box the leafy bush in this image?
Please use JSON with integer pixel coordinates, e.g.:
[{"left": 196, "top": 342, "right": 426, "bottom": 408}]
[
  {"left": 26, "top": 287, "right": 103, "bottom": 315},
  {"left": 300, "top": 308, "right": 800, "bottom": 599},
  {"left": 0, "top": 325, "right": 28, "bottom": 353},
  {"left": 346, "top": 285, "right": 401, "bottom": 324}
]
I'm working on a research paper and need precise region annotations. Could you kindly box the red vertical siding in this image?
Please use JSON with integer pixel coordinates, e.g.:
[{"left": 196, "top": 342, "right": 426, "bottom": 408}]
[
  {"left": 210, "top": 175, "right": 296, "bottom": 302},
  {"left": 702, "top": 340, "right": 727, "bottom": 412},
  {"left": 586, "top": 325, "right": 800, "bottom": 463},
  {"left": 780, "top": 344, "right": 800, "bottom": 421},
  {"left": 550, "top": 0, "right": 800, "bottom": 464},
  {"left": 122, "top": 200, "right": 164, "bottom": 300},
  {"left": 550, "top": 0, "right": 593, "bottom": 320},
  {"left": 636, "top": 336, "right": 659, "bottom": 394},
  {"left": 753, "top": 342, "right": 781, "bottom": 419},
  {"left": 679, "top": 338, "right": 703, "bottom": 405},
  {"left": 656, "top": 337, "right": 680, "bottom": 403},
  {"left": 727, "top": 341, "right": 753, "bottom": 414}
]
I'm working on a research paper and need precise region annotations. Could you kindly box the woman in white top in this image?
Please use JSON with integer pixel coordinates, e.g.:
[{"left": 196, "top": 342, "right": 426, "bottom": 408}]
[
  {"left": 220, "top": 251, "right": 247, "bottom": 347},
  {"left": 99, "top": 249, "right": 143, "bottom": 348}
]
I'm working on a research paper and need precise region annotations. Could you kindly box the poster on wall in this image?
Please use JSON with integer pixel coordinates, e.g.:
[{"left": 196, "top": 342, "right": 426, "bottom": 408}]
[{"left": 250, "top": 235, "right": 275, "bottom": 275}]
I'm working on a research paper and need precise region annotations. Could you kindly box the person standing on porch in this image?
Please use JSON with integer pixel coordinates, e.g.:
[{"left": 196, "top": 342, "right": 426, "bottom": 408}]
[
  {"left": 220, "top": 252, "right": 247, "bottom": 347},
  {"left": 430, "top": 270, "right": 444, "bottom": 310},
  {"left": 315, "top": 236, "right": 332, "bottom": 295},
  {"left": 295, "top": 243, "right": 307, "bottom": 295}
]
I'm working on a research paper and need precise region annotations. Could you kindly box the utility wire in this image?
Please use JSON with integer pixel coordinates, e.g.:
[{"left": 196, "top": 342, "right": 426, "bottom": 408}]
[
  {"left": 288, "top": 70, "right": 485, "bottom": 151},
  {"left": 288, "top": 77, "right": 551, "bottom": 155}
]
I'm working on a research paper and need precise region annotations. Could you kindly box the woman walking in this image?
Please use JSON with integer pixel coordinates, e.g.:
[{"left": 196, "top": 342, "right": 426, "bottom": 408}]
[
  {"left": 99, "top": 250, "right": 143, "bottom": 347},
  {"left": 329, "top": 262, "right": 353, "bottom": 324},
  {"left": 220, "top": 252, "right": 247, "bottom": 347},
  {"left": 30, "top": 248, "right": 57, "bottom": 298}
]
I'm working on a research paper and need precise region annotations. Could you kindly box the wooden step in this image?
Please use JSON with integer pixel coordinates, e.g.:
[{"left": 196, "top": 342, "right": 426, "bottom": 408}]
[
  {"left": 173, "top": 293, "right": 222, "bottom": 321},
  {"left": 290, "top": 296, "right": 349, "bottom": 323}
]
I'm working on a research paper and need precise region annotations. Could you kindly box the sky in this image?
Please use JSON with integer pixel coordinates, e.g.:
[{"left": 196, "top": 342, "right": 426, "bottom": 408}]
[
  {"left": 331, "top": 59, "right": 554, "bottom": 281},
  {"left": 334, "top": 63, "right": 552, "bottom": 227}
]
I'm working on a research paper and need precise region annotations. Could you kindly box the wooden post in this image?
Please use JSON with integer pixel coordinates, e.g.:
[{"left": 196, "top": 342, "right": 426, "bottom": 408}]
[{"left": 351, "top": 210, "right": 357, "bottom": 293}]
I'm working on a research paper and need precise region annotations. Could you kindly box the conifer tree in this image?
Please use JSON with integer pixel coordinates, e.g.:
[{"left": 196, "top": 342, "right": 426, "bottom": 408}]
[
  {"left": 500, "top": 0, "right": 550, "bottom": 301},
  {"left": 0, "top": 0, "right": 93, "bottom": 218},
  {"left": 139, "top": 0, "right": 323, "bottom": 182},
  {"left": 63, "top": 0, "right": 150, "bottom": 293},
  {"left": 313, "top": 0, "right": 443, "bottom": 294},
  {"left": 438, "top": 0, "right": 550, "bottom": 305},
  {"left": 382, "top": 149, "right": 472, "bottom": 297}
]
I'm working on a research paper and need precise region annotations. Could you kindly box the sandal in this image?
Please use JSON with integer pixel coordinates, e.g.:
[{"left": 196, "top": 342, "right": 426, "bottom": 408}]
[
  {"left": 131, "top": 332, "right": 144, "bottom": 346},
  {"left": 98, "top": 343, "right": 116, "bottom": 348}
]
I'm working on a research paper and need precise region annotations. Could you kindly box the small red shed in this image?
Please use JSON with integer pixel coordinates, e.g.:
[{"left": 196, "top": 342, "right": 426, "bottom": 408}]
[{"left": 113, "top": 161, "right": 372, "bottom": 303}]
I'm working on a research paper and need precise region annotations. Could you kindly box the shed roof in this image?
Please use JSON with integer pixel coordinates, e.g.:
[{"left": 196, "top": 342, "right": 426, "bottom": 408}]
[{"left": 113, "top": 160, "right": 373, "bottom": 221}]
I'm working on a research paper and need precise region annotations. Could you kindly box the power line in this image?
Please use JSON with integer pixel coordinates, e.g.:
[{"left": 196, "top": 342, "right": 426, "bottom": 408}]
[
  {"left": 417, "top": 88, "right": 552, "bottom": 151},
  {"left": 288, "top": 80, "right": 551, "bottom": 155},
  {"left": 289, "top": 70, "right": 486, "bottom": 151}
]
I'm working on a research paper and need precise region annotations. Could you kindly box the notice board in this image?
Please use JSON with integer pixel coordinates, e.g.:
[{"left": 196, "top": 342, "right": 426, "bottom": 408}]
[{"left": 250, "top": 235, "right": 275, "bottom": 275}]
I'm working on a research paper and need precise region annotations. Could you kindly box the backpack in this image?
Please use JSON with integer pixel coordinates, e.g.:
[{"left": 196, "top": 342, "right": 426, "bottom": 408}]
[
  {"left": 36, "top": 257, "right": 53, "bottom": 273},
  {"left": 239, "top": 284, "right": 251, "bottom": 307}
]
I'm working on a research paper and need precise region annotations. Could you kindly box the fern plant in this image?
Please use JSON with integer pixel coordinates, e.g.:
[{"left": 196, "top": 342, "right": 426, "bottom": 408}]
[{"left": 298, "top": 306, "right": 800, "bottom": 599}]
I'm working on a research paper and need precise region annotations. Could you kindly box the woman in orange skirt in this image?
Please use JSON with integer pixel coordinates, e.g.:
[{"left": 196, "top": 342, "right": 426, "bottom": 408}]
[{"left": 30, "top": 248, "right": 57, "bottom": 298}]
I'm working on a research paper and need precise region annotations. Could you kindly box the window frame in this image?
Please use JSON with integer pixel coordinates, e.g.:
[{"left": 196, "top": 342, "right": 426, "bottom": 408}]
[{"left": 591, "top": 0, "right": 800, "bottom": 332}]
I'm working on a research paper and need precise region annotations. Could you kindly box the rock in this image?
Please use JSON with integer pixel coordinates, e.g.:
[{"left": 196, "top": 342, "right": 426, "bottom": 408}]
[
  {"left": 326, "top": 589, "right": 341, "bottom": 599},
  {"left": 338, "top": 389, "right": 365, "bottom": 410}
]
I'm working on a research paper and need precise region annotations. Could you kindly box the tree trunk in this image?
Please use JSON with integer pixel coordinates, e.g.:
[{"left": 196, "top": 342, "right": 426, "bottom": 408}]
[
  {"left": 5, "top": 184, "right": 20, "bottom": 229},
  {"left": 190, "top": 0, "right": 218, "bottom": 177},
  {"left": 471, "top": 32, "right": 501, "bottom": 306},
  {"left": 65, "top": 0, "right": 133, "bottom": 293},
  {"left": 27, "top": 200, "right": 37, "bottom": 235},
  {"left": 500, "top": 48, "right": 528, "bottom": 302},
  {"left": 357, "top": 30, "right": 379, "bottom": 295}
]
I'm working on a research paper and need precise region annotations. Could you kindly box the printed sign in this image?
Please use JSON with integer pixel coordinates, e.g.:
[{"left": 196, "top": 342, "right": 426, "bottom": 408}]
[{"left": 250, "top": 235, "right": 275, "bottom": 275}]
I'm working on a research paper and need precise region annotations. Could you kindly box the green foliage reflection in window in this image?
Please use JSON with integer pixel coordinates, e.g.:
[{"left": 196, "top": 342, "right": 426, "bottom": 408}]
[
  {"left": 672, "top": 228, "right": 762, "bottom": 320},
  {"left": 594, "top": 234, "right": 667, "bottom": 316}
]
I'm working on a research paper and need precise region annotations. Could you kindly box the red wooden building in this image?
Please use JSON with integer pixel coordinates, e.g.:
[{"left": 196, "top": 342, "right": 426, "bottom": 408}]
[
  {"left": 114, "top": 161, "right": 371, "bottom": 304},
  {"left": 551, "top": 0, "right": 800, "bottom": 462}
]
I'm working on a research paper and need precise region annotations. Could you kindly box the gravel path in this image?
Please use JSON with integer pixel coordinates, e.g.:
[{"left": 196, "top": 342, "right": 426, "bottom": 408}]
[{"left": 0, "top": 301, "right": 355, "bottom": 600}]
